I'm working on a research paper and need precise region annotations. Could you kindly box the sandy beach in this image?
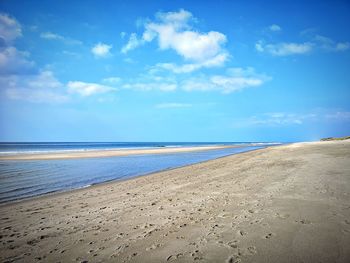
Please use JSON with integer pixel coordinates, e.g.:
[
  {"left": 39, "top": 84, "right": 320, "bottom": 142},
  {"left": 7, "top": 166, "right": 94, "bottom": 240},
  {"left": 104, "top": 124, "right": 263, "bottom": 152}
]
[
  {"left": 1, "top": 140, "right": 350, "bottom": 263},
  {"left": 0, "top": 145, "right": 238, "bottom": 161}
]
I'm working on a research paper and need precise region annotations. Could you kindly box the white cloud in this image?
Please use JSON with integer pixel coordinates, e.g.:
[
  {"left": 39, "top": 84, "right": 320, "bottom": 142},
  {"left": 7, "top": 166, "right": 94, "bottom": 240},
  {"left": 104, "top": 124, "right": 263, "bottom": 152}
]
[
  {"left": 0, "top": 46, "right": 35, "bottom": 75},
  {"left": 335, "top": 42, "right": 350, "bottom": 51},
  {"left": 126, "top": 67, "right": 268, "bottom": 94},
  {"left": 236, "top": 110, "right": 350, "bottom": 127},
  {"left": 40, "top": 32, "right": 64, "bottom": 41},
  {"left": 255, "top": 42, "right": 264, "bottom": 52},
  {"left": 155, "top": 62, "right": 200, "bottom": 74},
  {"left": 0, "top": 15, "right": 67, "bottom": 103},
  {"left": 122, "top": 9, "right": 228, "bottom": 72},
  {"left": 325, "top": 111, "right": 350, "bottom": 120},
  {"left": 0, "top": 14, "right": 115, "bottom": 103},
  {"left": 121, "top": 73, "right": 177, "bottom": 92},
  {"left": 3, "top": 70, "right": 68, "bottom": 103},
  {"left": 257, "top": 34, "right": 349, "bottom": 57},
  {"left": 121, "top": 33, "right": 142, "bottom": 53},
  {"left": 91, "top": 43, "right": 112, "bottom": 57},
  {"left": 210, "top": 75, "right": 263, "bottom": 92},
  {"left": 123, "top": 82, "right": 176, "bottom": 92},
  {"left": 62, "top": 50, "right": 81, "bottom": 58},
  {"left": 0, "top": 13, "right": 22, "bottom": 44},
  {"left": 314, "top": 35, "right": 349, "bottom": 52},
  {"left": 256, "top": 41, "right": 313, "bottom": 56},
  {"left": 143, "top": 9, "right": 227, "bottom": 63},
  {"left": 246, "top": 113, "right": 305, "bottom": 126},
  {"left": 155, "top": 9, "right": 193, "bottom": 27},
  {"left": 182, "top": 67, "right": 269, "bottom": 94},
  {"left": 6, "top": 87, "right": 68, "bottom": 103},
  {"left": 102, "top": 77, "right": 121, "bottom": 84},
  {"left": 29, "top": 25, "right": 38, "bottom": 32},
  {"left": 120, "top": 31, "right": 126, "bottom": 38},
  {"left": 155, "top": 102, "right": 192, "bottom": 108},
  {"left": 0, "top": 13, "right": 35, "bottom": 75},
  {"left": 233, "top": 112, "right": 317, "bottom": 127},
  {"left": 3, "top": 73, "right": 118, "bottom": 102},
  {"left": 67, "top": 81, "right": 116, "bottom": 96},
  {"left": 27, "top": 70, "right": 62, "bottom": 89},
  {"left": 40, "top": 31, "right": 82, "bottom": 45},
  {"left": 269, "top": 24, "right": 281, "bottom": 32},
  {"left": 154, "top": 53, "right": 228, "bottom": 74}
]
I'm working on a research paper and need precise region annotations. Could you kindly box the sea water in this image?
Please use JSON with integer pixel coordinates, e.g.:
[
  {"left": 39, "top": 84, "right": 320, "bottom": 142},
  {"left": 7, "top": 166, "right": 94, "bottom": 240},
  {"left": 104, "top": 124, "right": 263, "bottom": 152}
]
[{"left": 0, "top": 143, "right": 275, "bottom": 203}]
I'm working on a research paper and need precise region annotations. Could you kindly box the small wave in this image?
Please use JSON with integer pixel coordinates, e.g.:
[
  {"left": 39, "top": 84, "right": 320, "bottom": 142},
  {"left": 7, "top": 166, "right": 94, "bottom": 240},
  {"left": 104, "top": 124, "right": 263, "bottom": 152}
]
[
  {"left": 250, "top": 142, "right": 282, "bottom": 146},
  {"left": 77, "top": 184, "right": 92, "bottom": 189},
  {"left": 0, "top": 185, "right": 36, "bottom": 195}
]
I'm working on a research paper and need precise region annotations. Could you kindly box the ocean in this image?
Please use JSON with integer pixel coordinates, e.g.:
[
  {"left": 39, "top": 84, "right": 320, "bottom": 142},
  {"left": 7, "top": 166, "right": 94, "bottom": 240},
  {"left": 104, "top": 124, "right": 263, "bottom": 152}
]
[{"left": 0, "top": 142, "right": 277, "bottom": 203}]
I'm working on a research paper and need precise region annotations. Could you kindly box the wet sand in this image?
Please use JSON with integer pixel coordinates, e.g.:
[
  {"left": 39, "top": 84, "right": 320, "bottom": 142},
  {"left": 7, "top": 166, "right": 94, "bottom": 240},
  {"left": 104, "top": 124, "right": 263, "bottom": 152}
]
[
  {"left": 1, "top": 140, "right": 350, "bottom": 262},
  {"left": 0, "top": 145, "right": 238, "bottom": 161}
]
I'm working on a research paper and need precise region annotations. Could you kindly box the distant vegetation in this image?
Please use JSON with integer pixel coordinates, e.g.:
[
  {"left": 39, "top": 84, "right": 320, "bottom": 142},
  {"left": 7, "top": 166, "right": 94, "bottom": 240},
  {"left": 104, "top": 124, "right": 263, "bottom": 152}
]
[{"left": 321, "top": 136, "right": 350, "bottom": 141}]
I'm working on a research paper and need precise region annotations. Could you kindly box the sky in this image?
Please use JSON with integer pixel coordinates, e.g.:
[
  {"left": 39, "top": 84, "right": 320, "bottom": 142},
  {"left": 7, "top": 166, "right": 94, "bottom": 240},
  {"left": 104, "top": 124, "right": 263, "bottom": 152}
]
[{"left": 0, "top": 0, "right": 349, "bottom": 142}]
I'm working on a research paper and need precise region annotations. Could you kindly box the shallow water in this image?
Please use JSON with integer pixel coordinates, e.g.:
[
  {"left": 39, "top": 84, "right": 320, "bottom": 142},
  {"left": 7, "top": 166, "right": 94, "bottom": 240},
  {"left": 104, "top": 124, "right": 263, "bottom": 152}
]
[
  {"left": 0, "top": 146, "right": 263, "bottom": 203},
  {"left": 0, "top": 142, "right": 257, "bottom": 155}
]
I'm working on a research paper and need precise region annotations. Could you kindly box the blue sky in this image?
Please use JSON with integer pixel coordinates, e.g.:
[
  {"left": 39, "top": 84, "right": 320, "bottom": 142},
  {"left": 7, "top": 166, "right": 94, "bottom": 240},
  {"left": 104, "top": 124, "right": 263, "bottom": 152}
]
[{"left": 0, "top": 0, "right": 349, "bottom": 142}]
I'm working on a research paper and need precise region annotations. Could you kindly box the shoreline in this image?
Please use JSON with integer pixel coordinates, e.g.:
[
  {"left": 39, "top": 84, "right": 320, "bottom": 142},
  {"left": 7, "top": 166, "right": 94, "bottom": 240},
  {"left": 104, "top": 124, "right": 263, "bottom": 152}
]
[
  {"left": 0, "top": 145, "right": 240, "bottom": 161},
  {"left": 1, "top": 140, "right": 349, "bottom": 262},
  {"left": 0, "top": 146, "right": 266, "bottom": 206}
]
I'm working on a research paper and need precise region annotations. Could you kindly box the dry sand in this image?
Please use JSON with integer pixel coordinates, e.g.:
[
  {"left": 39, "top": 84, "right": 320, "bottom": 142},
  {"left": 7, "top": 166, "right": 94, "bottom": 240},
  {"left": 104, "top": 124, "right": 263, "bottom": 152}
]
[
  {"left": 0, "top": 145, "right": 238, "bottom": 161},
  {"left": 1, "top": 140, "right": 350, "bottom": 263}
]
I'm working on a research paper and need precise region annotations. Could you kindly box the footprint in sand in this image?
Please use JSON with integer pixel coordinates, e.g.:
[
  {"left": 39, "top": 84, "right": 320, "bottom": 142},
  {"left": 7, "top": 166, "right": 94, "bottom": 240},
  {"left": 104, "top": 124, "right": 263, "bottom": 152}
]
[
  {"left": 227, "top": 240, "right": 239, "bottom": 248},
  {"left": 217, "top": 213, "right": 229, "bottom": 218},
  {"left": 295, "top": 219, "right": 311, "bottom": 224},
  {"left": 238, "top": 230, "right": 247, "bottom": 236},
  {"left": 226, "top": 255, "right": 241, "bottom": 263},
  {"left": 125, "top": 252, "right": 138, "bottom": 261},
  {"left": 191, "top": 249, "right": 203, "bottom": 261},
  {"left": 249, "top": 218, "right": 264, "bottom": 225},
  {"left": 275, "top": 213, "right": 290, "bottom": 219},
  {"left": 247, "top": 246, "right": 257, "bottom": 255},
  {"left": 146, "top": 243, "right": 161, "bottom": 251},
  {"left": 166, "top": 253, "right": 183, "bottom": 261},
  {"left": 264, "top": 233, "right": 275, "bottom": 239}
]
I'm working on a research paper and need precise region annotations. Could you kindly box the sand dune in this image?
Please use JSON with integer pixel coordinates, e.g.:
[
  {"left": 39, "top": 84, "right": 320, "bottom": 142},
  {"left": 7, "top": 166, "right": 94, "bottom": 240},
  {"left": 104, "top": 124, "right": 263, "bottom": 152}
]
[{"left": 1, "top": 140, "right": 350, "bottom": 262}]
